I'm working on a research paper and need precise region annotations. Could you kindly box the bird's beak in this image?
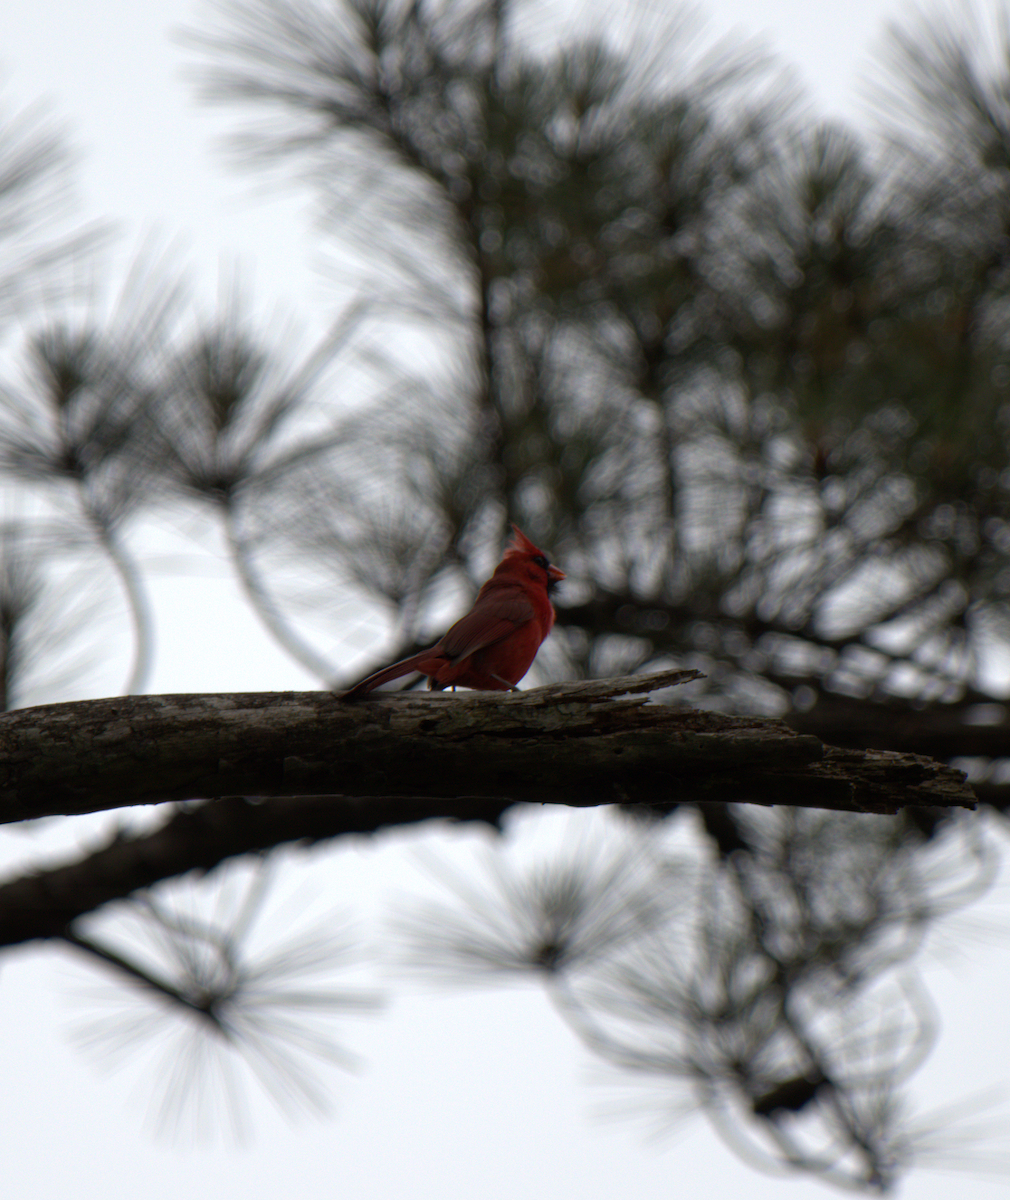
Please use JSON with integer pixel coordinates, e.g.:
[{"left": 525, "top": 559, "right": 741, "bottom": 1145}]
[{"left": 548, "top": 564, "right": 565, "bottom": 583}]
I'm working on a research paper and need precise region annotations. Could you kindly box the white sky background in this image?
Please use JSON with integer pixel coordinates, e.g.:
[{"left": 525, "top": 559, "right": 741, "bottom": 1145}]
[{"left": 2, "top": 2, "right": 1010, "bottom": 1199}]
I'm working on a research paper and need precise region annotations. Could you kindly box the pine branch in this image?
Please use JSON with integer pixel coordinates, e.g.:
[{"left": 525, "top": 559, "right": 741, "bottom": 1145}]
[{"left": 0, "top": 669, "right": 973, "bottom": 830}]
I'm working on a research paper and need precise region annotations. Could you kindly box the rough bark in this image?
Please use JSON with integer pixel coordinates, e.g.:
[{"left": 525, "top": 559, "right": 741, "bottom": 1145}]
[
  {"left": 0, "top": 668, "right": 977, "bottom": 948},
  {"left": 0, "top": 669, "right": 974, "bottom": 825}
]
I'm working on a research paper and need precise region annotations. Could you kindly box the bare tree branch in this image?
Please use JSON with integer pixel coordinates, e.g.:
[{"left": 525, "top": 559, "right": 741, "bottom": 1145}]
[{"left": 0, "top": 670, "right": 973, "bottom": 830}]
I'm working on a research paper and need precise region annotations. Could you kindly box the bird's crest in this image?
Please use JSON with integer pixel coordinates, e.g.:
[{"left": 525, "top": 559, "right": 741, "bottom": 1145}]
[{"left": 505, "top": 525, "right": 544, "bottom": 559}]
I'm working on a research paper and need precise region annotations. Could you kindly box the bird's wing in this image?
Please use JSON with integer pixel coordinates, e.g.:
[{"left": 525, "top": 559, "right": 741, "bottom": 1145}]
[{"left": 438, "top": 591, "right": 535, "bottom": 663}]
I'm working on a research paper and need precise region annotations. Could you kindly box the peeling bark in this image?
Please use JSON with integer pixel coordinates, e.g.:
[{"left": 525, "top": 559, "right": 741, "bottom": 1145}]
[
  {"left": 0, "top": 668, "right": 977, "bottom": 947},
  {"left": 0, "top": 669, "right": 974, "bottom": 825}
]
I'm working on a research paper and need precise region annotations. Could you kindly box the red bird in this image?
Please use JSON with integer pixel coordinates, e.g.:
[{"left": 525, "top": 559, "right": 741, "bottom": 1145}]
[{"left": 342, "top": 526, "right": 564, "bottom": 699}]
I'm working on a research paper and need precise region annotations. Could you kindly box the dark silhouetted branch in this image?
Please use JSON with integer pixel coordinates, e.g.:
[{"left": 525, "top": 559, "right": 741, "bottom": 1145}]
[{"left": 0, "top": 669, "right": 974, "bottom": 829}]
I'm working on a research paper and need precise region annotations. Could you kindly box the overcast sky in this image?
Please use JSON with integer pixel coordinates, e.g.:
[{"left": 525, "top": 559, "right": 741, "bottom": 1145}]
[
  {"left": 2, "top": 3, "right": 1009, "bottom": 1200},
  {"left": 3, "top": 0, "right": 918, "bottom": 348}
]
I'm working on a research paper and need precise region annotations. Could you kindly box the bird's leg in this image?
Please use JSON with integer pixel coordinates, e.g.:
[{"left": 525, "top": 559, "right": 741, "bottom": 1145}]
[{"left": 491, "top": 674, "right": 521, "bottom": 691}]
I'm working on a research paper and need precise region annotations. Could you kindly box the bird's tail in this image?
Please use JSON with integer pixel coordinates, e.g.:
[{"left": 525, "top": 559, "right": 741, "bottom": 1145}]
[{"left": 341, "top": 649, "right": 439, "bottom": 701}]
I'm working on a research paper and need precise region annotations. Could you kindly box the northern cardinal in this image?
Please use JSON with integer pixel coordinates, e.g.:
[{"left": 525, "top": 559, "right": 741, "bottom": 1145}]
[{"left": 342, "top": 526, "right": 564, "bottom": 699}]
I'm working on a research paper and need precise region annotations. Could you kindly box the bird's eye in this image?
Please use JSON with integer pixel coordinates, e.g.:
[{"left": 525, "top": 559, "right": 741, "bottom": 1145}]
[{"left": 533, "top": 554, "right": 549, "bottom": 569}]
